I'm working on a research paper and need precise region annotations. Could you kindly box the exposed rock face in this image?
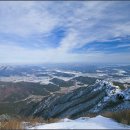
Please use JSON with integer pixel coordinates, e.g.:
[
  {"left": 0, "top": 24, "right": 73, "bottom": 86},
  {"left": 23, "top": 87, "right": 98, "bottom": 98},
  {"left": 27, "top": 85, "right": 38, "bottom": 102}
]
[
  {"left": 21, "top": 80, "right": 130, "bottom": 119},
  {"left": 0, "top": 114, "right": 11, "bottom": 121}
]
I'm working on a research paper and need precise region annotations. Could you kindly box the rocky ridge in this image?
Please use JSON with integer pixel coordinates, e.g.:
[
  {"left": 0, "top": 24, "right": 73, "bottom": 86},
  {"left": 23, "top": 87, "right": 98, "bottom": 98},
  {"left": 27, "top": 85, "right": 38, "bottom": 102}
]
[{"left": 21, "top": 80, "right": 130, "bottom": 119}]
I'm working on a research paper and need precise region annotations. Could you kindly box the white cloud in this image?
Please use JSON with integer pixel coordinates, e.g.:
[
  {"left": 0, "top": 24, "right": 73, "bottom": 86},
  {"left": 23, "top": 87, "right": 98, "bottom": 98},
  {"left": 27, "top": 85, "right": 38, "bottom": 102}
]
[
  {"left": 0, "top": 1, "right": 130, "bottom": 63},
  {"left": 0, "top": 1, "right": 59, "bottom": 37},
  {"left": 50, "top": 1, "right": 130, "bottom": 52},
  {"left": 0, "top": 44, "right": 129, "bottom": 64},
  {"left": 117, "top": 44, "right": 130, "bottom": 48}
]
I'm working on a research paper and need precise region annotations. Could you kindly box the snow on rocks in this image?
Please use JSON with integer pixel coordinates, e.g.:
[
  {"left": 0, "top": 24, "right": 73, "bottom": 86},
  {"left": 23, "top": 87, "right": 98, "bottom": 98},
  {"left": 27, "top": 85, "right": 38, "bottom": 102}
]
[
  {"left": 94, "top": 80, "right": 121, "bottom": 97},
  {"left": 89, "top": 80, "right": 129, "bottom": 113}
]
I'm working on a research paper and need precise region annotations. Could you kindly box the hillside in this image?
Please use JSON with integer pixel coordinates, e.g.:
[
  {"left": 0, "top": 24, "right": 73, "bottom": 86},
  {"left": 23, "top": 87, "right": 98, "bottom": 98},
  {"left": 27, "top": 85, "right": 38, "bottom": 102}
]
[{"left": 21, "top": 80, "right": 130, "bottom": 119}]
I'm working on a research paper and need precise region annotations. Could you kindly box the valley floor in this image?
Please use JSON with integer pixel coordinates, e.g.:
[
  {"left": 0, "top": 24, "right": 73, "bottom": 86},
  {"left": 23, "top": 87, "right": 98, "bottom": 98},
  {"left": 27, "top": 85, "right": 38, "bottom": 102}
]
[{"left": 28, "top": 116, "right": 130, "bottom": 129}]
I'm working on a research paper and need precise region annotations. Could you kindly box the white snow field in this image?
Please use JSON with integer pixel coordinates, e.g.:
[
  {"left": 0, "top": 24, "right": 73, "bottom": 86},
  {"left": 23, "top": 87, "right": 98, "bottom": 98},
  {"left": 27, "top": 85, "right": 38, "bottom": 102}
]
[{"left": 29, "top": 116, "right": 130, "bottom": 129}]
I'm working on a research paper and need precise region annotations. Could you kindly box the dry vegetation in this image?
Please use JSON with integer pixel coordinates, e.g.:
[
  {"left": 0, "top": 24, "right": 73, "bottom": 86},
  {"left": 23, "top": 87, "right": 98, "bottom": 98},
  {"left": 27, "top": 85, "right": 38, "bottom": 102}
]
[
  {"left": 102, "top": 110, "right": 130, "bottom": 125},
  {"left": 0, "top": 119, "right": 22, "bottom": 129},
  {"left": 1, "top": 110, "right": 130, "bottom": 129},
  {"left": 0, "top": 116, "right": 60, "bottom": 129}
]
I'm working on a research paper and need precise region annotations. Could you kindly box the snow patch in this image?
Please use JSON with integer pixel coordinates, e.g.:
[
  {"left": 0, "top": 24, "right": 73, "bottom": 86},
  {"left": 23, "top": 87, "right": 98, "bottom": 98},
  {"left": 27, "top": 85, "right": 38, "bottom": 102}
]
[{"left": 28, "top": 116, "right": 130, "bottom": 129}]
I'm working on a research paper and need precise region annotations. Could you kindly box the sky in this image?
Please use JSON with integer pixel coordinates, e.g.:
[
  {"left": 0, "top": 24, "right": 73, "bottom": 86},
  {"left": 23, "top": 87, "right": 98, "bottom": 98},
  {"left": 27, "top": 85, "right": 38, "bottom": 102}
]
[{"left": 0, "top": 1, "right": 130, "bottom": 64}]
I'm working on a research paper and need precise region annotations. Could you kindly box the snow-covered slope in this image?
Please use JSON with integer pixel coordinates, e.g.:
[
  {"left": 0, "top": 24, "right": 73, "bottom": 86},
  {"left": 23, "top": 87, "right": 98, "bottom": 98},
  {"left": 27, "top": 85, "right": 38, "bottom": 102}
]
[{"left": 28, "top": 116, "right": 130, "bottom": 129}]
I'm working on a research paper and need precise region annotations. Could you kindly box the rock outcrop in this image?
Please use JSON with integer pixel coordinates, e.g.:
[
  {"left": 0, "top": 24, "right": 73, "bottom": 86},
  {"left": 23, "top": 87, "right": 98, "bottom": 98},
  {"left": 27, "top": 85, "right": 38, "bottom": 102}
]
[{"left": 21, "top": 80, "right": 130, "bottom": 119}]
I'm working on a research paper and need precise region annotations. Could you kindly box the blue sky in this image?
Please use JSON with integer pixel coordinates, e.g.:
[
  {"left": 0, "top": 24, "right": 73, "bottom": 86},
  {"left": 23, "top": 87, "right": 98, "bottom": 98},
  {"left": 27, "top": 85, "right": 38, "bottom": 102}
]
[{"left": 0, "top": 1, "right": 130, "bottom": 64}]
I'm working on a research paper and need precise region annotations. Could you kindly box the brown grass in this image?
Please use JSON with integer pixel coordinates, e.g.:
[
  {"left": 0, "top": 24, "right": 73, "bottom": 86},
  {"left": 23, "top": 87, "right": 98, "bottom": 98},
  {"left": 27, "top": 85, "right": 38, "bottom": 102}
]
[
  {"left": 0, "top": 116, "right": 60, "bottom": 129},
  {"left": 46, "top": 118, "right": 60, "bottom": 123},
  {"left": 102, "top": 110, "right": 130, "bottom": 125},
  {"left": 1, "top": 110, "right": 130, "bottom": 129},
  {"left": 0, "top": 119, "right": 22, "bottom": 129}
]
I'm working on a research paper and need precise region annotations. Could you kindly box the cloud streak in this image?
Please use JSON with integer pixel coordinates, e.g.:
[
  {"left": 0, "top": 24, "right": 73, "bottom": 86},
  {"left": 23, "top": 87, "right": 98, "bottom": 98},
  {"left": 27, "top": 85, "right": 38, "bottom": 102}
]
[{"left": 0, "top": 1, "right": 130, "bottom": 63}]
